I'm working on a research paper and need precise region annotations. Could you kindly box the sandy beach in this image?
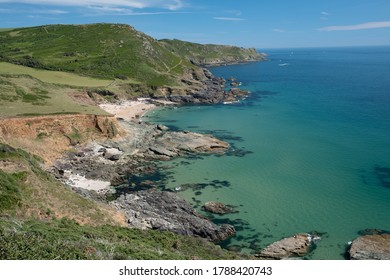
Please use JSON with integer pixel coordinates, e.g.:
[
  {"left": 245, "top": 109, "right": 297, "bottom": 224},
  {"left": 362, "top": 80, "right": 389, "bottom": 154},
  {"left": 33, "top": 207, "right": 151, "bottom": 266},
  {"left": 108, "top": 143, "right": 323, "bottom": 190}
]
[
  {"left": 66, "top": 173, "right": 111, "bottom": 192},
  {"left": 99, "top": 99, "right": 156, "bottom": 122}
]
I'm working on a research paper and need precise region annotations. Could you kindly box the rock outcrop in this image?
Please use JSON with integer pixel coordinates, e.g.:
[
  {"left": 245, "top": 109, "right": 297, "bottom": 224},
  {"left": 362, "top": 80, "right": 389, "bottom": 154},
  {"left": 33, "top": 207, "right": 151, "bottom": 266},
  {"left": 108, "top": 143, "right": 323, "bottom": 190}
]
[
  {"left": 203, "top": 201, "right": 237, "bottom": 215},
  {"left": 256, "top": 233, "right": 320, "bottom": 259},
  {"left": 161, "top": 72, "right": 250, "bottom": 104},
  {"left": 51, "top": 121, "right": 229, "bottom": 185},
  {"left": 111, "top": 188, "right": 236, "bottom": 242},
  {"left": 349, "top": 233, "right": 390, "bottom": 260}
]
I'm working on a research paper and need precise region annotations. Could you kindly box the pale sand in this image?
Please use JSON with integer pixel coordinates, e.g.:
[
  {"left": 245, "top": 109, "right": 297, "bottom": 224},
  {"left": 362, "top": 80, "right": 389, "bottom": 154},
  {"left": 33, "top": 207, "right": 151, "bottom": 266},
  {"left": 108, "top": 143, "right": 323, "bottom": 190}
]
[
  {"left": 99, "top": 100, "right": 156, "bottom": 122},
  {"left": 67, "top": 174, "right": 111, "bottom": 192}
]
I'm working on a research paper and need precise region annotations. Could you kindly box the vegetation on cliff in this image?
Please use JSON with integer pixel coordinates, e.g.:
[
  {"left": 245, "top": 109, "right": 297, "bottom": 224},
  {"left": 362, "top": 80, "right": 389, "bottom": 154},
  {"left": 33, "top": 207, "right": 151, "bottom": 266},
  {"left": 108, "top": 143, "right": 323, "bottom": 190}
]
[{"left": 160, "top": 39, "right": 265, "bottom": 66}]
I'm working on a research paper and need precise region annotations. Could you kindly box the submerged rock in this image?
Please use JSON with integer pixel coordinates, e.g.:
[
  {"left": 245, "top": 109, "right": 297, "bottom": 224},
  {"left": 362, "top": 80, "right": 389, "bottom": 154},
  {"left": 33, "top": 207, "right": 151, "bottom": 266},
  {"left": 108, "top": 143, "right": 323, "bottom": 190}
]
[
  {"left": 203, "top": 201, "right": 237, "bottom": 215},
  {"left": 111, "top": 188, "right": 235, "bottom": 242},
  {"left": 256, "top": 233, "right": 320, "bottom": 259},
  {"left": 349, "top": 233, "right": 390, "bottom": 260}
]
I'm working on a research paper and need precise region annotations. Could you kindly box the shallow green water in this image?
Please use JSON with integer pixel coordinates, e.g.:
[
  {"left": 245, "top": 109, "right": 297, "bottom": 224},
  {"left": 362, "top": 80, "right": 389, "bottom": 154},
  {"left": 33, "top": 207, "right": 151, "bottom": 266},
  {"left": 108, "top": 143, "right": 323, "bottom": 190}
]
[{"left": 145, "top": 46, "right": 390, "bottom": 259}]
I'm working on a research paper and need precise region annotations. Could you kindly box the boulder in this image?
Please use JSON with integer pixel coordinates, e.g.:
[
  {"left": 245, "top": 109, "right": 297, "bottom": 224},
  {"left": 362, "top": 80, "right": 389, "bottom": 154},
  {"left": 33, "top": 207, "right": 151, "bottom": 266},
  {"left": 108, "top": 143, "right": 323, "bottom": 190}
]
[
  {"left": 203, "top": 201, "right": 237, "bottom": 215},
  {"left": 349, "top": 234, "right": 390, "bottom": 260},
  {"left": 256, "top": 233, "right": 320, "bottom": 259}
]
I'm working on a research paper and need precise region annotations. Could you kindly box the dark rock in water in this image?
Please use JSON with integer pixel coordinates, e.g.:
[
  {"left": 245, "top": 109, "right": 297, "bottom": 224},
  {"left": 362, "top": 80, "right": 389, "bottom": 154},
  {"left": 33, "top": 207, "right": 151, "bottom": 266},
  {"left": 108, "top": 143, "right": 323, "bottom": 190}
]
[
  {"left": 357, "top": 228, "right": 390, "bottom": 236},
  {"left": 349, "top": 233, "right": 390, "bottom": 260},
  {"left": 203, "top": 201, "right": 237, "bottom": 215},
  {"left": 156, "top": 124, "right": 169, "bottom": 131},
  {"left": 111, "top": 188, "right": 236, "bottom": 242},
  {"left": 256, "top": 233, "right": 320, "bottom": 259},
  {"left": 226, "top": 245, "right": 242, "bottom": 252}
]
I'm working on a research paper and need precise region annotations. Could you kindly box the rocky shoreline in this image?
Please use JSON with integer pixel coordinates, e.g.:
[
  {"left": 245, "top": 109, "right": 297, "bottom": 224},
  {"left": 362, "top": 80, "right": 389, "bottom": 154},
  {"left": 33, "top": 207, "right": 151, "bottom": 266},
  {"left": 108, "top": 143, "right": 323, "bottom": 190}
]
[
  {"left": 48, "top": 70, "right": 252, "bottom": 242},
  {"left": 47, "top": 72, "right": 390, "bottom": 259},
  {"left": 50, "top": 110, "right": 235, "bottom": 241}
]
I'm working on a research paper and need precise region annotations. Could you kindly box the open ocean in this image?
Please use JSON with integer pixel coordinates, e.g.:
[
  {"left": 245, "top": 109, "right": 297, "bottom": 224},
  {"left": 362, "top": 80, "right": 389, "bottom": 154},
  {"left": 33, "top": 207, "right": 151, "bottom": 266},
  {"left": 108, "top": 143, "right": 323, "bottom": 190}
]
[{"left": 145, "top": 46, "right": 390, "bottom": 259}]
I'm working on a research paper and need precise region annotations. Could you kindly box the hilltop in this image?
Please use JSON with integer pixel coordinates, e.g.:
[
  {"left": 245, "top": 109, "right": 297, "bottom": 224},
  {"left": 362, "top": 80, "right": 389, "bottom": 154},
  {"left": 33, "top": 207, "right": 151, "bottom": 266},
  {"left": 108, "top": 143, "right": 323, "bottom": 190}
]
[{"left": 0, "top": 23, "right": 263, "bottom": 87}]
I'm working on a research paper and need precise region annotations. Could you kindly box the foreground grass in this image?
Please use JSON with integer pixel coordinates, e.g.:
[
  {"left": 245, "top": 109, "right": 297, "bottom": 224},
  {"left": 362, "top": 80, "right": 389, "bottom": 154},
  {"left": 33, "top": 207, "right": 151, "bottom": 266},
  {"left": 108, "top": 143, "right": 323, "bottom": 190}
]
[
  {"left": 0, "top": 143, "right": 244, "bottom": 260},
  {"left": 0, "top": 218, "right": 243, "bottom": 260}
]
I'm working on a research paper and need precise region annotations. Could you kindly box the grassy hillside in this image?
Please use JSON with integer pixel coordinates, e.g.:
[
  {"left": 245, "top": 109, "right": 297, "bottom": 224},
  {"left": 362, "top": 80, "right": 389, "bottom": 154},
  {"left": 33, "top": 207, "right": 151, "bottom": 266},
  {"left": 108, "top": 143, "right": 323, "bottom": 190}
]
[
  {"left": 0, "top": 62, "right": 113, "bottom": 87},
  {"left": 0, "top": 143, "right": 124, "bottom": 225},
  {"left": 160, "top": 39, "right": 265, "bottom": 66},
  {"left": 0, "top": 24, "right": 196, "bottom": 86},
  {"left": 0, "top": 143, "right": 244, "bottom": 260},
  {"left": 0, "top": 23, "right": 264, "bottom": 87},
  {"left": 0, "top": 74, "right": 110, "bottom": 117}
]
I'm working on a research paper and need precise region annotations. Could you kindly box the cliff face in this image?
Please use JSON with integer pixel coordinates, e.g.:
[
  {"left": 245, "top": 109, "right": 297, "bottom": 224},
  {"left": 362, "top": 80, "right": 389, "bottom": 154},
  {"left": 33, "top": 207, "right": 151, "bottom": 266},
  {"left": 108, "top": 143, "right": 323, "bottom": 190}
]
[{"left": 0, "top": 114, "right": 123, "bottom": 164}]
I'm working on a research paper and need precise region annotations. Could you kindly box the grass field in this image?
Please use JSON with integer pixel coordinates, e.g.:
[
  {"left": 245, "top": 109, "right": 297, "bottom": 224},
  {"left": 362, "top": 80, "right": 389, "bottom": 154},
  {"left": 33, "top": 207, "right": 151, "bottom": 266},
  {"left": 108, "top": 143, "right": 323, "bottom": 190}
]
[
  {"left": 0, "top": 62, "right": 113, "bottom": 87},
  {"left": 0, "top": 74, "right": 110, "bottom": 117}
]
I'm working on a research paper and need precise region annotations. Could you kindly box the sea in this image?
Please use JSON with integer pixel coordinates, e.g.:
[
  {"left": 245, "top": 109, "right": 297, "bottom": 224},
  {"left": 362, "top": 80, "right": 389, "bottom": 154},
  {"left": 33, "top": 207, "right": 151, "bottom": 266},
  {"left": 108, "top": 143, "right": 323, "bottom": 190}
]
[{"left": 144, "top": 46, "right": 390, "bottom": 259}]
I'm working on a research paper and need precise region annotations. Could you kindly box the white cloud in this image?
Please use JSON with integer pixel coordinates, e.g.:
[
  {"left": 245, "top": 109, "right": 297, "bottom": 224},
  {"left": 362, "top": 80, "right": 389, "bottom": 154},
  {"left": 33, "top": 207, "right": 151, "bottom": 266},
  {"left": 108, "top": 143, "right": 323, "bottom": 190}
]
[
  {"left": 37, "top": 9, "right": 68, "bottom": 14},
  {"left": 0, "top": 0, "right": 185, "bottom": 10},
  {"left": 213, "top": 17, "right": 245, "bottom": 21},
  {"left": 272, "top": 28, "right": 285, "bottom": 33},
  {"left": 0, "top": 7, "right": 67, "bottom": 14},
  {"left": 319, "top": 21, "right": 390, "bottom": 31},
  {"left": 223, "top": 9, "right": 242, "bottom": 16},
  {"left": 321, "top": 11, "right": 330, "bottom": 16},
  {"left": 85, "top": 5, "right": 188, "bottom": 16}
]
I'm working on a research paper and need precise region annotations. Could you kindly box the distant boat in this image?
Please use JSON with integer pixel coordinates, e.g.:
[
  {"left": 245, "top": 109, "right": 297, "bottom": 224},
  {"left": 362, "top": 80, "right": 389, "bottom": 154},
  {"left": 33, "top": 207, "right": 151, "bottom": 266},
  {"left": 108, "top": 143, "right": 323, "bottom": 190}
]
[{"left": 278, "top": 63, "right": 289, "bottom": 66}]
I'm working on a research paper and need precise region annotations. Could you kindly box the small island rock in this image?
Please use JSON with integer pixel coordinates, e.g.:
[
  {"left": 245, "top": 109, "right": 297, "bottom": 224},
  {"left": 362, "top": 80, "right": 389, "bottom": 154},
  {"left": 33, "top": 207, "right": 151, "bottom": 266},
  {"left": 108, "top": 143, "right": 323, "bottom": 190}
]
[
  {"left": 349, "top": 233, "right": 390, "bottom": 260},
  {"left": 203, "top": 201, "right": 237, "bottom": 215},
  {"left": 256, "top": 233, "right": 319, "bottom": 259}
]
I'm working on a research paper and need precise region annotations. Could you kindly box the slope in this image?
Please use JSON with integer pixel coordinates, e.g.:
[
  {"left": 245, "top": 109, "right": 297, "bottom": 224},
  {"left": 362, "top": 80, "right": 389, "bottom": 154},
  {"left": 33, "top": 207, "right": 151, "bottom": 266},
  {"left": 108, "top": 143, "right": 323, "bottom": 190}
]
[{"left": 0, "top": 24, "right": 197, "bottom": 86}]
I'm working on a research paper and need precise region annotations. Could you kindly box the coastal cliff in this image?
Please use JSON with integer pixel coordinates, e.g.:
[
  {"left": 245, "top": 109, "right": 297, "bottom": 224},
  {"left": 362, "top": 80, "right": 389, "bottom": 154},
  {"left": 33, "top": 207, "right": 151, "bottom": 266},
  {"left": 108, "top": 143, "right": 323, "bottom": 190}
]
[
  {"left": 0, "top": 114, "right": 122, "bottom": 164},
  {"left": 160, "top": 39, "right": 266, "bottom": 66}
]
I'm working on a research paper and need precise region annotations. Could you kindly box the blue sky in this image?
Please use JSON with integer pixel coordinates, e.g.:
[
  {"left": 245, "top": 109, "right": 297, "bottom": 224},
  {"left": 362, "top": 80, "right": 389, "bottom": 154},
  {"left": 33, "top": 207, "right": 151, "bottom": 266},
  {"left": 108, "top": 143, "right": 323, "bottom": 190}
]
[{"left": 1, "top": 0, "right": 390, "bottom": 48}]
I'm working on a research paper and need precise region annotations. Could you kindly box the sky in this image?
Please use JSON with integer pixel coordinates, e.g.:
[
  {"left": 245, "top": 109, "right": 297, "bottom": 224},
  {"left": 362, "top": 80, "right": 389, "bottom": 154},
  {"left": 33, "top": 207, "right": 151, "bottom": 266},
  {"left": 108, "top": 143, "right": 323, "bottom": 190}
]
[{"left": 1, "top": 0, "right": 390, "bottom": 48}]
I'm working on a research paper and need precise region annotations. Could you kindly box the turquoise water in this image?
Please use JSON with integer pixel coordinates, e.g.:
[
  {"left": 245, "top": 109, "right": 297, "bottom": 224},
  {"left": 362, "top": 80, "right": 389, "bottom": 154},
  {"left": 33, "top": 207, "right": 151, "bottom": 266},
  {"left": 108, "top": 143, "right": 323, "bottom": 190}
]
[{"left": 145, "top": 46, "right": 390, "bottom": 259}]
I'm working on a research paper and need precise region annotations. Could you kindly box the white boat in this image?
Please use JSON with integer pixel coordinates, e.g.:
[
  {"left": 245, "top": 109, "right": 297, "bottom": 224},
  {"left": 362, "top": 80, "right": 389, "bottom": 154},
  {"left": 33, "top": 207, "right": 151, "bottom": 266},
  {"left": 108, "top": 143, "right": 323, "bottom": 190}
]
[{"left": 278, "top": 63, "right": 289, "bottom": 66}]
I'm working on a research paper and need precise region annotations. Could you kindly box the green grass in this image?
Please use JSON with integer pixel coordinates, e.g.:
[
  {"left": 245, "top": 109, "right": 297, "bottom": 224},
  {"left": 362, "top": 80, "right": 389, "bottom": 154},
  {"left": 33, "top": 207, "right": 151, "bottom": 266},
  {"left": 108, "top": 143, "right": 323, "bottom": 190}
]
[
  {"left": 0, "top": 74, "right": 111, "bottom": 117},
  {"left": 0, "top": 28, "right": 15, "bottom": 32},
  {"left": 0, "top": 62, "right": 113, "bottom": 87},
  {"left": 0, "top": 24, "right": 195, "bottom": 86},
  {"left": 0, "top": 170, "right": 25, "bottom": 211},
  {"left": 160, "top": 39, "right": 264, "bottom": 65},
  {"left": 0, "top": 218, "right": 244, "bottom": 260}
]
